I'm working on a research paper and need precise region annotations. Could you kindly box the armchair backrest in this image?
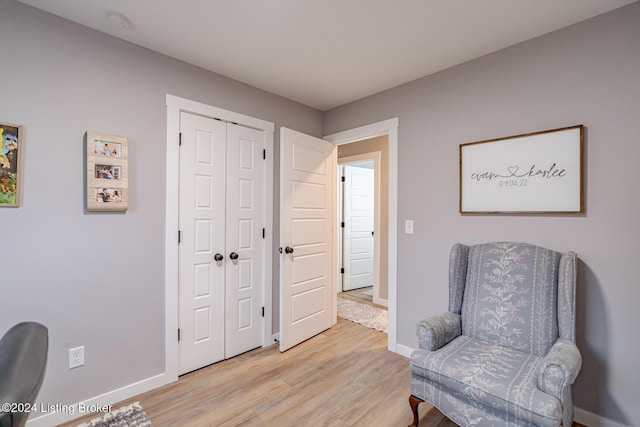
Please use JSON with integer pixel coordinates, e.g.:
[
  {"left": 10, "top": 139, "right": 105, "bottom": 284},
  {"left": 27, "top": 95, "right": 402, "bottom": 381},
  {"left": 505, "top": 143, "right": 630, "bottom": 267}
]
[{"left": 458, "top": 242, "right": 565, "bottom": 356}]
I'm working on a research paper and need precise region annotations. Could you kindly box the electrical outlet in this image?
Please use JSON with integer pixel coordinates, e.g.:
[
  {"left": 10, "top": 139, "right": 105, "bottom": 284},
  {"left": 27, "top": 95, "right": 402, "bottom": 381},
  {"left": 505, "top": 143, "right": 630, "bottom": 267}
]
[{"left": 69, "top": 346, "right": 85, "bottom": 369}]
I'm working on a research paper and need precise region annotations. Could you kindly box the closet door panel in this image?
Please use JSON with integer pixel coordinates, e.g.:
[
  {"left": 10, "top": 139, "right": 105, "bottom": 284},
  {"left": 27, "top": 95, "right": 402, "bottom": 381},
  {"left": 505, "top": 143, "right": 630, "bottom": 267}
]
[
  {"left": 225, "top": 123, "right": 265, "bottom": 358},
  {"left": 178, "top": 112, "right": 226, "bottom": 374}
]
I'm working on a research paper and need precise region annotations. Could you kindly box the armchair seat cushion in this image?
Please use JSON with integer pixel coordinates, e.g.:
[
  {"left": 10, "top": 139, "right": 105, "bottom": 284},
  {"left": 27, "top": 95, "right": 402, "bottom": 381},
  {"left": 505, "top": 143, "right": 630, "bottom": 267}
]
[{"left": 411, "top": 336, "right": 561, "bottom": 426}]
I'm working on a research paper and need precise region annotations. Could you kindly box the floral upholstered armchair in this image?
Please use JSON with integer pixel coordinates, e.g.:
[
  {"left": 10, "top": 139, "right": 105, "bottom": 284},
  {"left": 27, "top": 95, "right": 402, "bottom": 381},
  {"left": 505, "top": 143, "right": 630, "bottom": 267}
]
[{"left": 409, "top": 242, "right": 581, "bottom": 427}]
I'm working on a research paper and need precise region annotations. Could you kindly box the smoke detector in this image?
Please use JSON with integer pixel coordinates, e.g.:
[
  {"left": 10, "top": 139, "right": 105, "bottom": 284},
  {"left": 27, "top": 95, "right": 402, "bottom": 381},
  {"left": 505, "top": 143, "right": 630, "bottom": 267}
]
[{"left": 107, "top": 11, "right": 131, "bottom": 30}]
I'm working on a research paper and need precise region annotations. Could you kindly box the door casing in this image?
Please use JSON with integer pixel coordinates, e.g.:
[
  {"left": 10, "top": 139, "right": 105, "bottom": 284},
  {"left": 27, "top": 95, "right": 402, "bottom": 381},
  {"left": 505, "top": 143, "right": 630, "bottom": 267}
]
[{"left": 324, "top": 118, "right": 398, "bottom": 352}]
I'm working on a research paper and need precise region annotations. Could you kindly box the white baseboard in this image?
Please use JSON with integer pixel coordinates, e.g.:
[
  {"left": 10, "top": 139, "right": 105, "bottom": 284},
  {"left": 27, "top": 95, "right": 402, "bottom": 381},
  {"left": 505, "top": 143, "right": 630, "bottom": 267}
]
[
  {"left": 373, "top": 296, "right": 388, "bottom": 307},
  {"left": 574, "top": 407, "right": 629, "bottom": 427},
  {"left": 26, "top": 373, "right": 170, "bottom": 427},
  {"left": 396, "top": 343, "right": 414, "bottom": 358}
]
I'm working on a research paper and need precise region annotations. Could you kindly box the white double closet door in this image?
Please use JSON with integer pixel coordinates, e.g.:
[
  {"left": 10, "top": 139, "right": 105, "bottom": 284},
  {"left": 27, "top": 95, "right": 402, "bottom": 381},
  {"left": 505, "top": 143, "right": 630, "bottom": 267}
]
[{"left": 178, "top": 112, "right": 265, "bottom": 375}]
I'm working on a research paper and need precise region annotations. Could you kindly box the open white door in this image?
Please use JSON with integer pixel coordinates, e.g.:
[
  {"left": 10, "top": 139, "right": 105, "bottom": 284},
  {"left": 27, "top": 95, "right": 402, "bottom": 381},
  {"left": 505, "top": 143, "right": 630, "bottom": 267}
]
[
  {"left": 342, "top": 164, "right": 374, "bottom": 291},
  {"left": 280, "top": 127, "right": 335, "bottom": 352}
]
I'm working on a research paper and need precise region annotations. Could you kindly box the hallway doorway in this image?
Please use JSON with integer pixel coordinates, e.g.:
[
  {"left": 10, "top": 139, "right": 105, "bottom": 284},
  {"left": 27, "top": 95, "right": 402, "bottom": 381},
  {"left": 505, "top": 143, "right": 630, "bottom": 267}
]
[
  {"left": 324, "top": 117, "right": 398, "bottom": 352},
  {"left": 337, "top": 138, "right": 387, "bottom": 307}
]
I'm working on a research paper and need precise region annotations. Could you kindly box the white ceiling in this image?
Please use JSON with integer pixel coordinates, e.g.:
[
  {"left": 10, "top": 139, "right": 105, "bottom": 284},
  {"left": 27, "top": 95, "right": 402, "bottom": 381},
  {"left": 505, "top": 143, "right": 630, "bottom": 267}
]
[{"left": 17, "top": 0, "right": 636, "bottom": 111}]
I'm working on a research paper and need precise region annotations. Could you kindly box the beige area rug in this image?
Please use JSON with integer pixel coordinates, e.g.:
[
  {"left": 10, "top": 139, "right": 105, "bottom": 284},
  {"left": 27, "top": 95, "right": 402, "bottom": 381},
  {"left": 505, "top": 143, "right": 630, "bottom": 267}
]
[
  {"left": 77, "top": 402, "right": 152, "bottom": 427},
  {"left": 337, "top": 299, "right": 388, "bottom": 333}
]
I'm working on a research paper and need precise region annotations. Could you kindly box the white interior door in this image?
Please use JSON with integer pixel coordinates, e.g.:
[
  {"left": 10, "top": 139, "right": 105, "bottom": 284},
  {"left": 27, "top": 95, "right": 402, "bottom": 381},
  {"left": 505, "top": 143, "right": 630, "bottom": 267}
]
[
  {"left": 342, "top": 164, "right": 374, "bottom": 291},
  {"left": 225, "top": 123, "right": 265, "bottom": 358},
  {"left": 280, "top": 127, "right": 335, "bottom": 352},
  {"left": 178, "top": 112, "right": 227, "bottom": 374},
  {"left": 179, "top": 114, "right": 265, "bottom": 374}
]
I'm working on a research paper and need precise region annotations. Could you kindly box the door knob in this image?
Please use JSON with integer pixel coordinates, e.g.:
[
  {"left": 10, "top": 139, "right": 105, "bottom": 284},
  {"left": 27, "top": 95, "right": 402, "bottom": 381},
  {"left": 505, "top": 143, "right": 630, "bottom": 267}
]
[
  {"left": 214, "top": 253, "right": 224, "bottom": 262},
  {"left": 229, "top": 252, "right": 239, "bottom": 260},
  {"left": 284, "top": 246, "right": 294, "bottom": 254}
]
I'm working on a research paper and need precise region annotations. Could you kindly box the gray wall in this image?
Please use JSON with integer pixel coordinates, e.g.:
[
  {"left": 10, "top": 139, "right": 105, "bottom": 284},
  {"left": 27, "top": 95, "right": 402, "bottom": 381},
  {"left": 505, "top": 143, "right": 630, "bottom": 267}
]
[
  {"left": 325, "top": 3, "right": 640, "bottom": 424},
  {"left": 3, "top": 0, "right": 639, "bottom": 424},
  {"left": 0, "top": 0, "right": 321, "bottom": 412}
]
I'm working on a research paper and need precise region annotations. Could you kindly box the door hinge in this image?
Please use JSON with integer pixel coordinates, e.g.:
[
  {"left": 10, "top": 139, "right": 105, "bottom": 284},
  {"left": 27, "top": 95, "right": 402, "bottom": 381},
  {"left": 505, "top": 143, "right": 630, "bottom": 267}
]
[
  {"left": 341, "top": 176, "right": 345, "bottom": 182},
  {"left": 341, "top": 222, "right": 345, "bottom": 228},
  {"left": 179, "top": 132, "right": 182, "bottom": 146},
  {"left": 263, "top": 149, "right": 266, "bottom": 160},
  {"left": 340, "top": 267, "right": 345, "bottom": 274},
  {"left": 178, "top": 230, "right": 181, "bottom": 244},
  {"left": 262, "top": 307, "right": 265, "bottom": 317},
  {"left": 178, "top": 328, "right": 181, "bottom": 341},
  {"left": 262, "top": 228, "right": 266, "bottom": 239}
]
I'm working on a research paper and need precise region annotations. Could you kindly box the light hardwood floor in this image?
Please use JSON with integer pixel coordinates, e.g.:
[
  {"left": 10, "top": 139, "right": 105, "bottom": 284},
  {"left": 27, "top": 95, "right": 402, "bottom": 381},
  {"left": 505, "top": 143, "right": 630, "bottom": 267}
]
[
  {"left": 60, "top": 319, "right": 449, "bottom": 427},
  {"left": 59, "top": 319, "right": 584, "bottom": 427}
]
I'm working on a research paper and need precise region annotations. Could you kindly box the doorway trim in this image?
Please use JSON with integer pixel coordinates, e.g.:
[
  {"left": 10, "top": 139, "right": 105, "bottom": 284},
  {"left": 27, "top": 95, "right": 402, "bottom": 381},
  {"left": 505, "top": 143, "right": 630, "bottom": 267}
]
[
  {"left": 324, "top": 118, "right": 399, "bottom": 352},
  {"left": 164, "top": 94, "right": 275, "bottom": 382},
  {"left": 338, "top": 153, "right": 383, "bottom": 305}
]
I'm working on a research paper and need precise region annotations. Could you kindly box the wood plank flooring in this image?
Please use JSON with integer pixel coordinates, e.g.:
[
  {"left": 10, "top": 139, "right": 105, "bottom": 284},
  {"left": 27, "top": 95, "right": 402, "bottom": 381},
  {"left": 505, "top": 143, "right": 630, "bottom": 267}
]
[
  {"left": 59, "top": 319, "right": 585, "bottom": 427},
  {"left": 59, "top": 319, "right": 449, "bottom": 427}
]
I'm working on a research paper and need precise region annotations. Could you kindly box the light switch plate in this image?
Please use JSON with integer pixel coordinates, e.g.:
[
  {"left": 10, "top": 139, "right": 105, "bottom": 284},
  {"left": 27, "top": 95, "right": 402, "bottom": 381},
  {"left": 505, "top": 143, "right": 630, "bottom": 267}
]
[{"left": 405, "top": 220, "right": 414, "bottom": 234}]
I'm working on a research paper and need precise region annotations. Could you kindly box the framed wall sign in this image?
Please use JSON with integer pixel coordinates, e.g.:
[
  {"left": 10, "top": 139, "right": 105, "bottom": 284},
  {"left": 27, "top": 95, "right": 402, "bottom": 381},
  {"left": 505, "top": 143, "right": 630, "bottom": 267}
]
[
  {"left": 459, "top": 125, "right": 584, "bottom": 214},
  {"left": 86, "top": 131, "right": 128, "bottom": 212},
  {"left": 0, "top": 121, "right": 23, "bottom": 207}
]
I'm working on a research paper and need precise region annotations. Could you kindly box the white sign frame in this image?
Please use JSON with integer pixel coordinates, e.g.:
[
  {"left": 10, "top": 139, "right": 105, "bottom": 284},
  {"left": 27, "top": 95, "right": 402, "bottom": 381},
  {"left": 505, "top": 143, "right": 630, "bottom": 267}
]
[{"left": 459, "top": 125, "right": 584, "bottom": 214}]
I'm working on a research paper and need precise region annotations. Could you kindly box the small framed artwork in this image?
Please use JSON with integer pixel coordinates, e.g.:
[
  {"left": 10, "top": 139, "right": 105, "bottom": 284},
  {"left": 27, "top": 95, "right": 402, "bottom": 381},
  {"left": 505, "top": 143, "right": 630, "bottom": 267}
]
[
  {"left": 459, "top": 125, "right": 584, "bottom": 214},
  {"left": 87, "top": 131, "right": 128, "bottom": 211},
  {"left": 0, "top": 121, "right": 23, "bottom": 207}
]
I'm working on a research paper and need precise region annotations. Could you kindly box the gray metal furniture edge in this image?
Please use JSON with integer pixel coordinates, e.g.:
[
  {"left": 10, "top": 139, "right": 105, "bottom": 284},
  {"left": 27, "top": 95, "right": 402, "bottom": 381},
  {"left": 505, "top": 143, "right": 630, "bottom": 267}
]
[{"left": 0, "top": 322, "right": 48, "bottom": 427}]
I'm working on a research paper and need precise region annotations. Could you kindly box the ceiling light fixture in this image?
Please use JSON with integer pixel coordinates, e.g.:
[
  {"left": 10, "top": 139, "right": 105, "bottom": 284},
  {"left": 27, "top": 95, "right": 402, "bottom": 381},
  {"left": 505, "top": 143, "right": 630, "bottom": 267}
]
[{"left": 107, "top": 11, "right": 131, "bottom": 30}]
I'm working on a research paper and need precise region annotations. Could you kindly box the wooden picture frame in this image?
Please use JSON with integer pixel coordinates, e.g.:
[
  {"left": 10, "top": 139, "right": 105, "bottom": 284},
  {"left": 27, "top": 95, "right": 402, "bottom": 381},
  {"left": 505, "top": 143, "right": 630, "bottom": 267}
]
[
  {"left": 0, "top": 121, "right": 23, "bottom": 207},
  {"left": 459, "top": 125, "right": 584, "bottom": 214},
  {"left": 87, "top": 131, "right": 128, "bottom": 211}
]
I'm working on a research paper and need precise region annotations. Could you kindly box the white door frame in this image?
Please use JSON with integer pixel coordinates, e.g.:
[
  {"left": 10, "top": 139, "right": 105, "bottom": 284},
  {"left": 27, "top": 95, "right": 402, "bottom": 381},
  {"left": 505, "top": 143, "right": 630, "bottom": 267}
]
[
  {"left": 164, "top": 94, "right": 274, "bottom": 382},
  {"left": 338, "top": 154, "right": 384, "bottom": 305},
  {"left": 324, "top": 118, "right": 399, "bottom": 352}
]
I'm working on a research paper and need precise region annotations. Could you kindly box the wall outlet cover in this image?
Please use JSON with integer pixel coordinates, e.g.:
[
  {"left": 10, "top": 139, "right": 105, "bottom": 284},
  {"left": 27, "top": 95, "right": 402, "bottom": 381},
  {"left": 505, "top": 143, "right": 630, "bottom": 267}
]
[{"left": 69, "top": 346, "right": 85, "bottom": 369}]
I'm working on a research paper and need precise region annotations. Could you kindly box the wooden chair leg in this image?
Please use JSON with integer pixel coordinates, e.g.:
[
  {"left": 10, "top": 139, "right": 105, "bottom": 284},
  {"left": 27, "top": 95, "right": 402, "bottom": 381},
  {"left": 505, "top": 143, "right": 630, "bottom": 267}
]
[{"left": 408, "top": 395, "right": 424, "bottom": 427}]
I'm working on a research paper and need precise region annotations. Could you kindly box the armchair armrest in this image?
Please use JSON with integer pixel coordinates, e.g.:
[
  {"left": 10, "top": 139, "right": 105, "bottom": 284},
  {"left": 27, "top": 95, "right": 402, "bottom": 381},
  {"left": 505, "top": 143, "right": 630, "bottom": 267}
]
[
  {"left": 416, "top": 312, "right": 461, "bottom": 351},
  {"left": 538, "top": 339, "right": 582, "bottom": 400}
]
